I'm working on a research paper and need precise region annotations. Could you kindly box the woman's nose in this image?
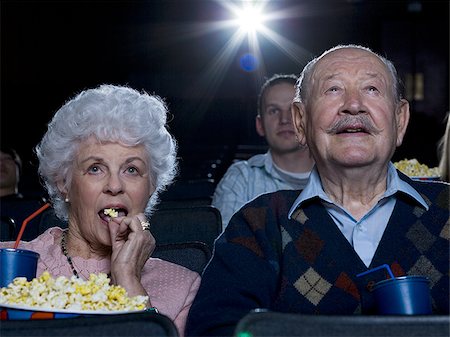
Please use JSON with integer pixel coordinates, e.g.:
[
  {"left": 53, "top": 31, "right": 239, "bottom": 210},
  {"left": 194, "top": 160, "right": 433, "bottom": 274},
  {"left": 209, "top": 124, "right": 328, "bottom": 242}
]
[{"left": 104, "top": 173, "right": 124, "bottom": 194}]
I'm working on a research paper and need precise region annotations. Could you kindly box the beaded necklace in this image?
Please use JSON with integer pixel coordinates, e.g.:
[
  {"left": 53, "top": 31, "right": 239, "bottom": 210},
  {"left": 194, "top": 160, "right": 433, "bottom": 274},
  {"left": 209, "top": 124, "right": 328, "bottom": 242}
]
[{"left": 61, "top": 230, "right": 79, "bottom": 278}]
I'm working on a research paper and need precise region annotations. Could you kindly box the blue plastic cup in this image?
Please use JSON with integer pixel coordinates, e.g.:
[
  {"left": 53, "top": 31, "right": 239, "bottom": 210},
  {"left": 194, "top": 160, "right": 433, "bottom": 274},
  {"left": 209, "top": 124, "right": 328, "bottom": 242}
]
[
  {"left": 372, "top": 275, "right": 432, "bottom": 315},
  {"left": 0, "top": 248, "right": 40, "bottom": 288}
]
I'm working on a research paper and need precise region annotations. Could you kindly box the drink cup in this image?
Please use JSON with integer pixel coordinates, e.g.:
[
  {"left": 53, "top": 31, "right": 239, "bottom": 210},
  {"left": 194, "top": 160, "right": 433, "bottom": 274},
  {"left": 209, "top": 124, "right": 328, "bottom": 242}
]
[
  {"left": 372, "top": 275, "right": 432, "bottom": 315},
  {"left": 0, "top": 248, "right": 39, "bottom": 288}
]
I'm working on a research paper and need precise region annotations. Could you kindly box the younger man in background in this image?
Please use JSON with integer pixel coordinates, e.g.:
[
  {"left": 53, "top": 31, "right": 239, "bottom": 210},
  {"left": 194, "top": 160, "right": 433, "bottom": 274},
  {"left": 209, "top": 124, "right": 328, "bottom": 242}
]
[{"left": 212, "top": 74, "right": 314, "bottom": 230}]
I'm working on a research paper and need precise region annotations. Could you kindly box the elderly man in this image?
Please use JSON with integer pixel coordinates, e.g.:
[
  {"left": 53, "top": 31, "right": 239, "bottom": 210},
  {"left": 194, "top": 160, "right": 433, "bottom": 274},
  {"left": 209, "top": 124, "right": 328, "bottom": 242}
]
[{"left": 185, "top": 45, "right": 449, "bottom": 337}]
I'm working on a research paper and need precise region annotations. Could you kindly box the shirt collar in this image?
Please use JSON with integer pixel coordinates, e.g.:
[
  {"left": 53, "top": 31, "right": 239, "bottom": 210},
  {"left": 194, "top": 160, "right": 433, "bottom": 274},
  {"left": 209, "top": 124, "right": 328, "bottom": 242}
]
[
  {"left": 288, "top": 162, "right": 428, "bottom": 219},
  {"left": 247, "top": 151, "right": 270, "bottom": 168},
  {"left": 248, "top": 150, "right": 280, "bottom": 177}
]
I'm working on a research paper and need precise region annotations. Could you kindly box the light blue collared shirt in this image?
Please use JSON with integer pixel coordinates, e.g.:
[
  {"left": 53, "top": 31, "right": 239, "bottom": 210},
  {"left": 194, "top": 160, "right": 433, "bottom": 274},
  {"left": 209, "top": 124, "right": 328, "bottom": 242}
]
[
  {"left": 288, "top": 163, "right": 428, "bottom": 267},
  {"left": 213, "top": 151, "right": 310, "bottom": 230}
]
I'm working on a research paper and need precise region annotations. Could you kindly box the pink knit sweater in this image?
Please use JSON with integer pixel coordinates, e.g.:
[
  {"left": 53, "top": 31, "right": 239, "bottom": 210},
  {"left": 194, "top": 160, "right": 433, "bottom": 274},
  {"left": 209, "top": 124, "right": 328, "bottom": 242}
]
[{"left": 1, "top": 227, "right": 201, "bottom": 336}]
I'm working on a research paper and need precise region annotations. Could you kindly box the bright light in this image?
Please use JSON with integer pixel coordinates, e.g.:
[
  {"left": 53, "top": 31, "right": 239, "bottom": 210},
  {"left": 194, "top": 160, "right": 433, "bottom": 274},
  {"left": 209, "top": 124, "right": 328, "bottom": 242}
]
[
  {"left": 180, "top": 0, "right": 313, "bottom": 115},
  {"left": 221, "top": 1, "right": 311, "bottom": 72},
  {"left": 236, "top": 5, "right": 264, "bottom": 33},
  {"left": 222, "top": 1, "right": 268, "bottom": 35}
]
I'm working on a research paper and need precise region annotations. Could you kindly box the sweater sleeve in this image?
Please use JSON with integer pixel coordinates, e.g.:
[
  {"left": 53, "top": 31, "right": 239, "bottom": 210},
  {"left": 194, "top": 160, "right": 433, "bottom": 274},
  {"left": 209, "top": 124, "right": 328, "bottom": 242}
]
[{"left": 185, "top": 203, "right": 280, "bottom": 336}]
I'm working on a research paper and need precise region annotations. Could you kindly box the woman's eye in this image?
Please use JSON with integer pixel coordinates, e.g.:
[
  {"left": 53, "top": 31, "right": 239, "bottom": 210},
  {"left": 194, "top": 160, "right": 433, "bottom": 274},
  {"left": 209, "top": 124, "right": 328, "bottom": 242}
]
[
  {"left": 87, "top": 165, "right": 102, "bottom": 174},
  {"left": 367, "top": 86, "right": 379, "bottom": 93},
  {"left": 125, "top": 166, "right": 139, "bottom": 175},
  {"left": 267, "top": 108, "right": 279, "bottom": 115},
  {"left": 326, "top": 86, "right": 340, "bottom": 93}
]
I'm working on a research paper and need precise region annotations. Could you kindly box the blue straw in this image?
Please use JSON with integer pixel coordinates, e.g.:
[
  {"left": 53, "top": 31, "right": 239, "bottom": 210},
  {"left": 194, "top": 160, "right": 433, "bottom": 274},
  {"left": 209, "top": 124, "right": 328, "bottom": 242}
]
[{"left": 356, "top": 264, "right": 395, "bottom": 279}]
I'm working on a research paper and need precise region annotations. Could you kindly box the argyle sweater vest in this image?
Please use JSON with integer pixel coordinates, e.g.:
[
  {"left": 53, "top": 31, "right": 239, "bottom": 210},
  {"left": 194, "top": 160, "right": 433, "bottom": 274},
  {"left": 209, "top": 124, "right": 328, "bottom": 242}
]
[
  {"left": 186, "top": 177, "right": 449, "bottom": 337},
  {"left": 233, "top": 178, "right": 449, "bottom": 314}
]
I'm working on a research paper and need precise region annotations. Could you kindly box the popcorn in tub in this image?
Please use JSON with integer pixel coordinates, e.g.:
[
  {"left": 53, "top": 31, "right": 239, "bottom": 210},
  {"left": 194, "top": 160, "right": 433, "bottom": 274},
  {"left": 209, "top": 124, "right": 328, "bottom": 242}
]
[
  {"left": 394, "top": 159, "right": 440, "bottom": 179},
  {"left": 0, "top": 272, "right": 148, "bottom": 320}
]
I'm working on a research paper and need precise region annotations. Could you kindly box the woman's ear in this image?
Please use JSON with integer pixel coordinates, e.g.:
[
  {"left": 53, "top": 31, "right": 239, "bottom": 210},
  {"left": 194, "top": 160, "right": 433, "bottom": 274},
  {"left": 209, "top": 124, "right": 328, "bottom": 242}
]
[
  {"left": 292, "top": 102, "right": 307, "bottom": 146},
  {"left": 56, "top": 179, "right": 68, "bottom": 196}
]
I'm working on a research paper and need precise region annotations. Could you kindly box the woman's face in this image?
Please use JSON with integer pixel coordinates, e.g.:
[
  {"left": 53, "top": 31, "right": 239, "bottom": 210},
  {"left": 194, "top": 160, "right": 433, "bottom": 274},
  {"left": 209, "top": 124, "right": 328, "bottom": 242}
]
[{"left": 62, "top": 137, "right": 154, "bottom": 246}]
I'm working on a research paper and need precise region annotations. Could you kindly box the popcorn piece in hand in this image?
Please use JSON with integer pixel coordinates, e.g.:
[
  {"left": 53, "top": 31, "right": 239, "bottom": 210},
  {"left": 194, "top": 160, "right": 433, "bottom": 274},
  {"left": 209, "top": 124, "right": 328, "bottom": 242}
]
[{"left": 104, "top": 208, "right": 119, "bottom": 218}]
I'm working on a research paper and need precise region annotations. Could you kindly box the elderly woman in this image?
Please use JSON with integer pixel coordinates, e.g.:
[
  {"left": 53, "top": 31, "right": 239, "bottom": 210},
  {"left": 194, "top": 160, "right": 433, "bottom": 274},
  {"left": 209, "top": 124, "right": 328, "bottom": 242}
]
[{"left": 1, "top": 84, "right": 200, "bottom": 335}]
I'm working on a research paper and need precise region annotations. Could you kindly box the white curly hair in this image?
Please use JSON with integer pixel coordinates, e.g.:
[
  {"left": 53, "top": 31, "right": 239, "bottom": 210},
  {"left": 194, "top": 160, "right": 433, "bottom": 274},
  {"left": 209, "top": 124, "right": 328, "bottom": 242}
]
[{"left": 35, "top": 84, "right": 178, "bottom": 220}]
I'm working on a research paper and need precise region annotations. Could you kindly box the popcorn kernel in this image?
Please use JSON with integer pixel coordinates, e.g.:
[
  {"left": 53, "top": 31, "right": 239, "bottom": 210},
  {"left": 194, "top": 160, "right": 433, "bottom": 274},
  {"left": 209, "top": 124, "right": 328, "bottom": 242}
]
[
  {"left": 104, "top": 208, "right": 119, "bottom": 218},
  {"left": 394, "top": 159, "right": 440, "bottom": 177}
]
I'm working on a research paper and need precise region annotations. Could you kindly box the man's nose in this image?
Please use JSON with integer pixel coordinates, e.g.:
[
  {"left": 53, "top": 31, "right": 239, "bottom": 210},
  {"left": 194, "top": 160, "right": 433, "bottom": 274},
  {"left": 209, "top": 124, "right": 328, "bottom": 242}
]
[
  {"left": 279, "top": 109, "right": 293, "bottom": 124},
  {"left": 341, "top": 90, "right": 367, "bottom": 115}
]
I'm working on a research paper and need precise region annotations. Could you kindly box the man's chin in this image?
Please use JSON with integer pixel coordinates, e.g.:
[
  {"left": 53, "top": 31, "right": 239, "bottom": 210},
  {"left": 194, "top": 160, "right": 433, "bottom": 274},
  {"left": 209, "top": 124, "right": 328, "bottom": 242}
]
[{"left": 271, "top": 144, "right": 306, "bottom": 154}]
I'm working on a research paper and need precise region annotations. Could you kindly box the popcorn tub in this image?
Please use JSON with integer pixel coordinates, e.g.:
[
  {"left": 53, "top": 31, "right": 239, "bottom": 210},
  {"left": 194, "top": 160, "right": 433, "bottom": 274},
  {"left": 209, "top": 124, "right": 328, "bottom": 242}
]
[
  {"left": 0, "top": 303, "right": 145, "bottom": 320},
  {"left": 0, "top": 272, "right": 148, "bottom": 320},
  {"left": 1, "top": 304, "right": 82, "bottom": 320}
]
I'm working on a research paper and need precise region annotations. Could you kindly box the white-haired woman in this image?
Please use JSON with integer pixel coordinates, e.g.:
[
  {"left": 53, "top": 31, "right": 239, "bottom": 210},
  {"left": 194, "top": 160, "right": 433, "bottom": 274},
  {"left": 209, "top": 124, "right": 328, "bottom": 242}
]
[{"left": 1, "top": 84, "right": 200, "bottom": 336}]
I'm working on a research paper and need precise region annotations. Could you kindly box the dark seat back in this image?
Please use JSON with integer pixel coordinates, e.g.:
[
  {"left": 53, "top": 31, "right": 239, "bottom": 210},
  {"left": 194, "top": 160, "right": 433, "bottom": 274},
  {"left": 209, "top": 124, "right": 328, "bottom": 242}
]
[
  {"left": 0, "top": 216, "right": 16, "bottom": 241},
  {"left": 152, "top": 241, "right": 212, "bottom": 274},
  {"left": 234, "top": 310, "right": 450, "bottom": 337},
  {"left": 158, "top": 179, "right": 216, "bottom": 209},
  {"left": 0, "top": 197, "right": 46, "bottom": 241},
  {"left": 1, "top": 311, "right": 179, "bottom": 336},
  {"left": 37, "top": 207, "right": 68, "bottom": 233},
  {"left": 150, "top": 206, "right": 222, "bottom": 251},
  {"left": 0, "top": 205, "right": 68, "bottom": 242}
]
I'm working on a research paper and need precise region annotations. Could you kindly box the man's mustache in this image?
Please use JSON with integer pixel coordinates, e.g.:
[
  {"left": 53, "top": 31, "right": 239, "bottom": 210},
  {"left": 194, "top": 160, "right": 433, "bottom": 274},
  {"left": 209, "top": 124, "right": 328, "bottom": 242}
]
[{"left": 326, "top": 115, "right": 382, "bottom": 135}]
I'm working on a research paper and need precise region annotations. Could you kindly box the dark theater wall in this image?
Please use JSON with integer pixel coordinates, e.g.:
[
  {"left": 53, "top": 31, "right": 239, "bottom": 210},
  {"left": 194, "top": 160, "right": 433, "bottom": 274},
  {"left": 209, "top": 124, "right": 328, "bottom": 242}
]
[{"left": 1, "top": 0, "right": 448, "bottom": 196}]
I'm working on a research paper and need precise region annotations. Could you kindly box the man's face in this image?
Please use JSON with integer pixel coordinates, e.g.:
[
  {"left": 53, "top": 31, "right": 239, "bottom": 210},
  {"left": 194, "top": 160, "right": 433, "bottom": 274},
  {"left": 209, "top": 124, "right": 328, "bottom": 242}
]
[
  {"left": 294, "top": 48, "right": 409, "bottom": 172},
  {"left": 256, "top": 82, "right": 299, "bottom": 155},
  {"left": 0, "top": 151, "right": 19, "bottom": 190}
]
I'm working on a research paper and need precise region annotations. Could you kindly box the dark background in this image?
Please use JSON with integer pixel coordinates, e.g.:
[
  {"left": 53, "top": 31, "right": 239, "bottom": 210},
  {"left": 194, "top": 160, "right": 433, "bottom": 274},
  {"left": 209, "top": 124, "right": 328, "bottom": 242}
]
[{"left": 1, "top": 0, "right": 449, "bottom": 197}]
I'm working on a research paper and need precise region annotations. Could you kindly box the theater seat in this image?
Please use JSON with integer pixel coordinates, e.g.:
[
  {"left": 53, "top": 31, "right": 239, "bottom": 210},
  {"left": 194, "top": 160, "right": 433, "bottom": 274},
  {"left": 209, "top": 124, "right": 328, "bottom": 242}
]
[
  {"left": 150, "top": 206, "right": 222, "bottom": 251},
  {"left": 1, "top": 311, "right": 179, "bottom": 337},
  {"left": 152, "top": 241, "right": 212, "bottom": 274},
  {"left": 234, "top": 309, "right": 450, "bottom": 337}
]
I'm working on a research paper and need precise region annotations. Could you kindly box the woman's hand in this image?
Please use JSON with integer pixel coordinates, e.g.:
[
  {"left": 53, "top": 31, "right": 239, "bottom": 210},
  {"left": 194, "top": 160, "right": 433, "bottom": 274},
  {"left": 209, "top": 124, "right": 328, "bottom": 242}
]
[{"left": 107, "top": 213, "right": 155, "bottom": 299}]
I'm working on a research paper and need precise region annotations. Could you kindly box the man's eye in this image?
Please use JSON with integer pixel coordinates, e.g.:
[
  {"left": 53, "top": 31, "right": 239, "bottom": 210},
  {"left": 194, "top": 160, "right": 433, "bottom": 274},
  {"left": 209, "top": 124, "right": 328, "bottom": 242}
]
[
  {"left": 267, "top": 108, "right": 279, "bottom": 115},
  {"left": 367, "top": 86, "right": 379, "bottom": 92}
]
